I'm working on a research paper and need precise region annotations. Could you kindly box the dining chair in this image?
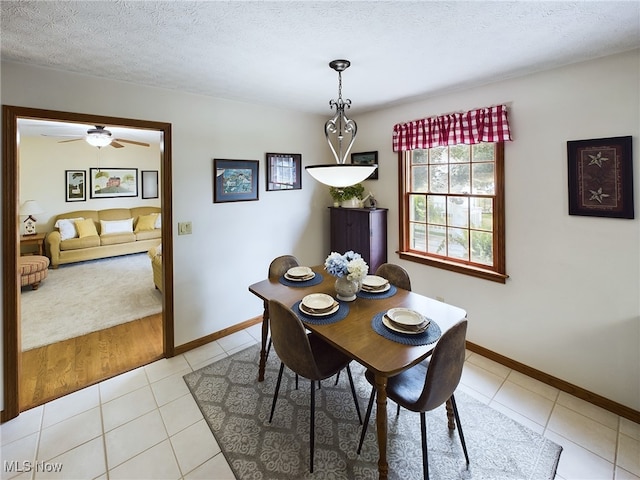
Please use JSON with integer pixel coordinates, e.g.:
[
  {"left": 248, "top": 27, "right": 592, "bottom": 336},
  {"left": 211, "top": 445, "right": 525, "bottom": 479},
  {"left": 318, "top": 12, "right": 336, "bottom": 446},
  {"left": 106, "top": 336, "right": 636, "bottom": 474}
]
[
  {"left": 357, "top": 319, "right": 469, "bottom": 480},
  {"left": 265, "top": 255, "right": 300, "bottom": 359},
  {"left": 267, "top": 299, "right": 363, "bottom": 473},
  {"left": 375, "top": 263, "right": 412, "bottom": 291}
]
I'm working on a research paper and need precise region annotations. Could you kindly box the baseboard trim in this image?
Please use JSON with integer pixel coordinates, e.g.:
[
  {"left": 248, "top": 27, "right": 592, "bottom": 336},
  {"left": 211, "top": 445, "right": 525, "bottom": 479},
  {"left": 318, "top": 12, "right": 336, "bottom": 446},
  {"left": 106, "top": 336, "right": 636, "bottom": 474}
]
[
  {"left": 466, "top": 341, "right": 639, "bottom": 424},
  {"left": 174, "top": 316, "right": 262, "bottom": 356}
]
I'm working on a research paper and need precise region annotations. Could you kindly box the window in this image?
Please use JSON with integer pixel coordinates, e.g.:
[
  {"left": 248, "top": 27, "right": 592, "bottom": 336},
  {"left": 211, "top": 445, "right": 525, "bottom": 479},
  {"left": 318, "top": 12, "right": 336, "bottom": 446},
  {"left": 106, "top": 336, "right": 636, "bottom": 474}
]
[{"left": 399, "top": 142, "right": 507, "bottom": 283}]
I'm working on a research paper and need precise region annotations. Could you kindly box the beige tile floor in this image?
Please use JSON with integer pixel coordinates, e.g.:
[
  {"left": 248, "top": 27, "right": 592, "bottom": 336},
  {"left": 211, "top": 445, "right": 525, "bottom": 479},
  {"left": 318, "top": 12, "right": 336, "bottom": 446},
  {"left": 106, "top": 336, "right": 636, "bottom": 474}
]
[{"left": 1, "top": 324, "right": 638, "bottom": 480}]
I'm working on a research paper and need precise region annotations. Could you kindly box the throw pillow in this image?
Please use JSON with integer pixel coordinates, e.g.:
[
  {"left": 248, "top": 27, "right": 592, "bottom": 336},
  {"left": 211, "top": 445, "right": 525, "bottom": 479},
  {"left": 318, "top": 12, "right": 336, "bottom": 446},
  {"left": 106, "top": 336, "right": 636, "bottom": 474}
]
[
  {"left": 55, "top": 217, "right": 84, "bottom": 241},
  {"left": 75, "top": 218, "right": 98, "bottom": 238},
  {"left": 100, "top": 218, "right": 134, "bottom": 235},
  {"left": 154, "top": 213, "right": 162, "bottom": 229},
  {"left": 135, "top": 213, "right": 158, "bottom": 232}
]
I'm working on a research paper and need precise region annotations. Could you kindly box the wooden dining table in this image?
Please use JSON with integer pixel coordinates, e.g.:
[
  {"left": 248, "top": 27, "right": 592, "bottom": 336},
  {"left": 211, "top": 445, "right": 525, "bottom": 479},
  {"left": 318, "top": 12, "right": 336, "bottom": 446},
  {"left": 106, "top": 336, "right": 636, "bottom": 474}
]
[{"left": 248, "top": 264, "right": 467, "bottom": 479}]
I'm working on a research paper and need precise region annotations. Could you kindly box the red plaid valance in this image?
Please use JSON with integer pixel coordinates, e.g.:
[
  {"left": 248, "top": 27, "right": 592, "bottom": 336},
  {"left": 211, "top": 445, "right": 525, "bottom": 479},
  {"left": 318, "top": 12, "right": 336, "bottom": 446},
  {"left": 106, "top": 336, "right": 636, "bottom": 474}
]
[{"left": 392, "top": 105, "right": 512, "bottom": 152}]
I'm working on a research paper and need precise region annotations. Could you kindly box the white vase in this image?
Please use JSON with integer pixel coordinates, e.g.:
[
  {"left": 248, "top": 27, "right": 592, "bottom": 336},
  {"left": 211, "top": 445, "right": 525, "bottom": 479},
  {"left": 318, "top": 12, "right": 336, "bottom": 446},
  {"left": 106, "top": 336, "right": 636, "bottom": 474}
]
[
  {"left": 340, "top": 198, "right": 361, "bottom": 208},
  {"left": 335, "top": 276, "right": 359, "bottom": 302}
]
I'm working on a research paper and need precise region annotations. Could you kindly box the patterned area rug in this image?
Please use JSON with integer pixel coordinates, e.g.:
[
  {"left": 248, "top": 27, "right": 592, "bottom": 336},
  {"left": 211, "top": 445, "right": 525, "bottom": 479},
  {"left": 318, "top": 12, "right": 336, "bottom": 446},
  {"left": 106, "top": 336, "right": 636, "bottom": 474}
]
[
  {"left": 20, "top": 253, "right": 161, "bottom": 351},
  {"left": 184, "top": 344, "right": 562, "bottom": 480}
]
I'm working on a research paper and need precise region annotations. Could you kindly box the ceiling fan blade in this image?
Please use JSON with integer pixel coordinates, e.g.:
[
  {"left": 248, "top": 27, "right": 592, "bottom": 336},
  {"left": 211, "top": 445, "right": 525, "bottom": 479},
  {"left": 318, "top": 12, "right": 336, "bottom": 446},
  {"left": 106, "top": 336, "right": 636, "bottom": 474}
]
[
  {"left": 110, "top": 141, "right": 125, "bottom": 148},
  {"left": 58, "top": 138, "right": 83, "bottom": 144},
  {"left": 114, "top": 138, "right": 150, "bottom": 147}
]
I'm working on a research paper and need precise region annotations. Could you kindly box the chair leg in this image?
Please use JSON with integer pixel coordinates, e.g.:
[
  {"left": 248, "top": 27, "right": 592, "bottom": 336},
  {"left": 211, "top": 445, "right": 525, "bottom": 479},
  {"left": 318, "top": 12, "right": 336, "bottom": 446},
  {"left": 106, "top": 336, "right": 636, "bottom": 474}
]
[
  {"left": 334, "top": 370, "right": 340, "bottom": 385},
  {"left": 310, "top": 379, "right": 316, "bottom": 473},
  {"left": 450, "top": 395, "right": 470, "bottom": 466},
  {"left": 420, "top": 412, "right": 429, "bottom": 480},
  {"left": 357, "top": 385, "right": 376, "bottom": 454},
  {"left": 345, "top": 365, "right": 362, "bottom": 424},
  {"left": 269, "top": 363, "right": 285, "bottom": 423}
]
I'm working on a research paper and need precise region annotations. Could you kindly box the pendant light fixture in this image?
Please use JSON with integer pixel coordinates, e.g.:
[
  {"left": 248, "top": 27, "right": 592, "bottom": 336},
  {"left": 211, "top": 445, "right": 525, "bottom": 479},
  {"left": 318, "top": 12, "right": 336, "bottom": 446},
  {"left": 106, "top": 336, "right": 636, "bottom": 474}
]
[
  {"left": 306, "top": 60, "right": 377, "bottom": 188},
  {"left": 85, "top": 126, "right": 113, "bottom": 148}
]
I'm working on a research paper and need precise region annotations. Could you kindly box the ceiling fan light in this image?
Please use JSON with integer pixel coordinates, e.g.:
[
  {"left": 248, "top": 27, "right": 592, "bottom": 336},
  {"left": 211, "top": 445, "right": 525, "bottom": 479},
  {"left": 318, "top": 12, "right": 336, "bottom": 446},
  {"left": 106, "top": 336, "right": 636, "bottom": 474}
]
[
  {"left": 306, "top": 164, "right": 377, "bottom": 188},
  {"left": 86, "top": 132, "right": 112, "bottom": 147}
]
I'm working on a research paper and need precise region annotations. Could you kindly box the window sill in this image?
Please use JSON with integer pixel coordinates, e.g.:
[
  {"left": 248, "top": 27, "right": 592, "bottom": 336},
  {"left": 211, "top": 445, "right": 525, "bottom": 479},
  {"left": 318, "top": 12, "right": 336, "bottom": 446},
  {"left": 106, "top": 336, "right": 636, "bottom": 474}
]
[{"left": 398, "top": 251, "right": 509, "bottom": 284}]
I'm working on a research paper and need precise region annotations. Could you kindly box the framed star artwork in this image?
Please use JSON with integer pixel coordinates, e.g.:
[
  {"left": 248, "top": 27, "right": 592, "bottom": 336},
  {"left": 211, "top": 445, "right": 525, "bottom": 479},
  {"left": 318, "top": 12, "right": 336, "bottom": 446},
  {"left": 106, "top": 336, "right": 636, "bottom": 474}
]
[{"left": 567, "top": 136, "right": 634, "bottom": 219}]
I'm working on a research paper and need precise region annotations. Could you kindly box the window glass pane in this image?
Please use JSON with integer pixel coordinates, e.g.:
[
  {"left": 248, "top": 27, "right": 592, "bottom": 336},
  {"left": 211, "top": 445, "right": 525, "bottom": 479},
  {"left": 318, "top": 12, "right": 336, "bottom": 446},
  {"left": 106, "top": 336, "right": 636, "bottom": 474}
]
[
  {"left": 450, "top": 163, "right": 470, "bottom": 193},
  {"left": 447, "top": 227, "right": 469, "bottom": 260},
  {"left": 429, "top": 164, "right": 448, "bottom": 193},
  {"left": 472, "top": 162, "right": 495, "bottom": 194},
  {"left": 428, "top": 224, "right": 445, "bottom": 255},
  {"left": 411, "top": 165, "right": 429, "bottom": 192},
  {"left": 447, "top": 197, "right": 468, "bottom": 228},
  {"left": 429, "top": 147, "right": 447, "bottom": 164},
  {"left": 409, "top": 194, "right": 426, "bottom": 222},
  {"left": 472, "top": 143, "right": 495, "bottom": 162},
  {"left": 471, "top": 230, "right": 493, "bottom": 265},
  {"left": 449, "top": 144, "right": 470, "bottom": 163},
  {"left": 412, "top": 149, "right": 428, "bottom": 164},
  {"left": 471, "top": 197, "right": 493, "bottom": 230},
  {"left": 410, "top": 222, "right": 426, "bottom": 251},
  {"left": 427, "top": 195, "right": 446, "bottom": 225}
]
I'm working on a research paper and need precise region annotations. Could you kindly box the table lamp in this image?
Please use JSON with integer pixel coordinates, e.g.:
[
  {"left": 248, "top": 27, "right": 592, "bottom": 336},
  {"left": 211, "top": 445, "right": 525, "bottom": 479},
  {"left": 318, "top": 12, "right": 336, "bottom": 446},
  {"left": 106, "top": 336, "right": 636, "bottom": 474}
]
[{"left": 19, "top": 200, "right": 44, "bottom": 235}]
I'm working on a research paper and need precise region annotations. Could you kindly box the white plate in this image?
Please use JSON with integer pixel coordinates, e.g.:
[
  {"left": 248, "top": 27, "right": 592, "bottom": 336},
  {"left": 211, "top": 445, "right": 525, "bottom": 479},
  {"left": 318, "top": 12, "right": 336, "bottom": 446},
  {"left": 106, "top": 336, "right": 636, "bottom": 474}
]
[
  {"left": 287, "top": 266, "right": 313, "bottom": 278},
  {"left": 362, "top": 283, "right": 391, "bottom": 293},
  {"left": 362, "top": 275, "right": 389, "bottom": 288},
  {"left": 386, "top": 307, "right": 426, "bottom": 326},
  {"left": 301, "top": 293, "right": 334, "bottom": 310},
  {"left": 382, "top": 315, "right": 427, "bottom": 335},
  {"left": 300, "top": 302, "right": 339, "bottom": 317},
  {"left": 284, "top": 272, "right": 315, "bottom": 281}
]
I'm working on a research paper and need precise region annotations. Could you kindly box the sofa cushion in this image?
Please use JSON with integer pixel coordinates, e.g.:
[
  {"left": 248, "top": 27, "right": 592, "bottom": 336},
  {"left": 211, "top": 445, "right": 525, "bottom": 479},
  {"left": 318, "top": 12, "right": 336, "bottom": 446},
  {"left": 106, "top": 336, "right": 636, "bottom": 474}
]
[
  {"left": 55, "top": 217, "right": 83, "bottom": 240},
  {"left": 60, "top": 235, "right": 101, "bottom": 251},
  {"left": 135, "top": 213, "right": 158, "bottom": 232},
  {"left": 100, "top": 218, "right": 134, "bottom": 234},
  {"left": 75, "top": 218, "right": 98, "bottom": 238},
  {"left": 135, "top": 230, "right": 161, "bottom": 241},
  {"left": 100, "top": 232, "right": 136, "bottom": 246}
]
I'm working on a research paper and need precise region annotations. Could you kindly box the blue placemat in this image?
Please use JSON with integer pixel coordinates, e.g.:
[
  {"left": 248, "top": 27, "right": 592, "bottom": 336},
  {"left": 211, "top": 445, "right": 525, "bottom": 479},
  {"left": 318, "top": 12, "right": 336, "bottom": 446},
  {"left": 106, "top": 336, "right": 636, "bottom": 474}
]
[
  {"left": 292, "top": 300, "right": 350, "bottom": 325},
  {"left": 371, "top": 311, "right": 441, "bottom": 346},
  {"left": 356, "top": 284, "right": 397, "bottom": 299},
  {"left": 279, "top": 273, "right": 324, "bottom": 287}
]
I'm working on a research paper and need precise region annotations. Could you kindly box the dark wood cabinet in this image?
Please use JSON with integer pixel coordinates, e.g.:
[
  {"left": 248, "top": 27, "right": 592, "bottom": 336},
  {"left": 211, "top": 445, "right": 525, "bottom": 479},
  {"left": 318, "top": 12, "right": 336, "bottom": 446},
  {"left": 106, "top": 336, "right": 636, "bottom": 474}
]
[{"left": 329, "top": 207, "right": 388, "bottom": 274}]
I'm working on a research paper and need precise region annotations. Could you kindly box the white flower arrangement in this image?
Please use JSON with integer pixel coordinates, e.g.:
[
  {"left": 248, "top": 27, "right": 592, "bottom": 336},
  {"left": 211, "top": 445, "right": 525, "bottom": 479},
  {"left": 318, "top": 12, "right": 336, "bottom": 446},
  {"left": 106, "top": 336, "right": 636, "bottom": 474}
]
[{"left": 324, "top": 250, "right": 369, "bottom": 282}]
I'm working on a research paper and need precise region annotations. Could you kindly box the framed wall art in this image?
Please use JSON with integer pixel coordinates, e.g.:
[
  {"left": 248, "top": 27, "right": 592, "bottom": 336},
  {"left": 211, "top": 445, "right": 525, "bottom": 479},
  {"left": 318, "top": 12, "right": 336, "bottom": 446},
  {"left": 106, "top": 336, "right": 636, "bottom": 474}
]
[
  {"left": 567, "top": 136, "right": 634, "bottom": 219},
  {"left": 351, "top": 151, "right": 379, "bottom": 180},
  {"left": 89, "top": 168, "right": 138, "bottom": 199},
  {"left": 141, "top": 170, "right": 159, "bottom": 199},
  {"left": 266, "top": 152, "right": 302, "bottom": 191},
  {"left": 213, "top": 159, "right": 259, "bottom": 203},
  {"left": 65, "top": 169, "right": 86, "bottom": 202}
]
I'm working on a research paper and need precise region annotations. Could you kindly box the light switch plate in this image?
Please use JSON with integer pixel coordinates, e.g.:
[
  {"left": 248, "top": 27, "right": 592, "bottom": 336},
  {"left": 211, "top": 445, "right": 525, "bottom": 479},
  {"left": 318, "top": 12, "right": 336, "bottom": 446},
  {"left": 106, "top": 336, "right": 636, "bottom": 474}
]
[{"left": 178, "top": 221, "right": 192, "bottom": 235}]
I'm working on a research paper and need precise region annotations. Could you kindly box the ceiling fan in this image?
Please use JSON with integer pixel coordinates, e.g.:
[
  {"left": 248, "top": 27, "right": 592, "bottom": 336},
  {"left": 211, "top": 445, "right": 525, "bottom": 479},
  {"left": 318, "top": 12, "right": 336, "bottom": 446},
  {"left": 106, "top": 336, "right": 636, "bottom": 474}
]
[{"left": 49, "top": 125, "right": 150, "bottom": 148}]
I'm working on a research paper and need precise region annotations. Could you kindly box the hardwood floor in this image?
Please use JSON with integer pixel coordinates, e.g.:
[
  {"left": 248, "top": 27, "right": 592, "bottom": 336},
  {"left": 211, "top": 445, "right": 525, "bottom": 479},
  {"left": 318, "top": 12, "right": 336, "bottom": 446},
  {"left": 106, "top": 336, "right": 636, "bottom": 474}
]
[{"left": 20, "top": 313, "right": 163, "bottom": 411}]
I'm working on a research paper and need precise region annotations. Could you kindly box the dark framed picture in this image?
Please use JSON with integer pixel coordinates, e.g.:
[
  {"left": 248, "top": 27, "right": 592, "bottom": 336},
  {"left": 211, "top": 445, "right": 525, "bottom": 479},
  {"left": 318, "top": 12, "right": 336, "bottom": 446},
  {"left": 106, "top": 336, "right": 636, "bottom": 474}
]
[
  {"left": 65, "top": 170, "right": 86, "bottom": 202},
  {"left": 351, "top": 151, "right": 379, "bottom": 180},
  {"left": 266, "top": 152, "right": 302, "bottom": 191},
  {"left": 141, "top": 170, "right": 159, "bottom": 199},
  {"left": 89, "top": 168, "right": 138, "bottom": 199},
  {"left": 567, "top": 136, "right": 634, "bottom": 219},
  {"left": 213, "top": 159, "right": 259, "bottom": 203}
]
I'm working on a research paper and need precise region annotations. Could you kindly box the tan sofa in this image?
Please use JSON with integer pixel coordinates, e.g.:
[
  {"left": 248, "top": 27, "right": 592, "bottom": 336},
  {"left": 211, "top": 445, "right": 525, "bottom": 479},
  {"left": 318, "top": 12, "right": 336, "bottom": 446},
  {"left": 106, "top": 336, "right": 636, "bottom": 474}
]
[
  {"left": 148, "top": 244, "right": 162, "bottom": 292},
  {"left": 46, "top": 207, "right": 161, "bottom": 268}
]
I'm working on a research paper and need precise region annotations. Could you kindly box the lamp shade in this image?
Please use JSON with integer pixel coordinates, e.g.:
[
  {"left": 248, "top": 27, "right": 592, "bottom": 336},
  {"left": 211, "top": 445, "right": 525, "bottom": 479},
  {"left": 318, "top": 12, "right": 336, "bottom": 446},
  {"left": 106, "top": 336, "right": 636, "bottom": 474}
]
[
  {"left": 19, "top": 200, "right": 44, "bottom": 216},
  {"left": 306, "top": 164, "right": 377, "bottom": 188},
  {"left": 86, "top": 132, "right": 112, "bottom": 147}
]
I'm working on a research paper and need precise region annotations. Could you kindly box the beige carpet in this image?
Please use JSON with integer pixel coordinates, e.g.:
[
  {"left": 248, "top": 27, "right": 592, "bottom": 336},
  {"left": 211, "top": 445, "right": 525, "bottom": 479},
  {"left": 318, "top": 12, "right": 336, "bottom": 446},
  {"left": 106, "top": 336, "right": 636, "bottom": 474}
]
[{"left": 20, "top": 253, "right": 162, "bottom": 351}]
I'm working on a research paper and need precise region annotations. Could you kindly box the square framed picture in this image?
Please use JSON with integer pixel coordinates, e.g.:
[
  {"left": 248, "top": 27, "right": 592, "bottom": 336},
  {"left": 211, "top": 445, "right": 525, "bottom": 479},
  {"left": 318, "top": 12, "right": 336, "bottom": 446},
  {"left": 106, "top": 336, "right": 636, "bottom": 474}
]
[
  {"left": 65, "top": 170, "right": 86, "bottom": 202},
  {"left": 351, "top": 151, "right": 379, "bottom": 180},
  {"left": 266, "top": 153, "right": 302, "bottom": 191},
  {"left": 213, "top": 159, "right": 259, "bottom": 203},
  {"left": 90, "top": 168, "right": 138, "bottom": 199},
  {"left": 567, "top": 136, "right": 634, "bottom": 218},
  {"left": 141, "top": 170, "right": 159, "bottom": 199}
]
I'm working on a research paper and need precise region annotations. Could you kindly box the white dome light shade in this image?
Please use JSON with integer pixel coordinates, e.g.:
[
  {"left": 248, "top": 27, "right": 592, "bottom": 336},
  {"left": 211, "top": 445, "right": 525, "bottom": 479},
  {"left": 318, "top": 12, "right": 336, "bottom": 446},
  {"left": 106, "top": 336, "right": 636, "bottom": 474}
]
[
  {"left": 306, "top": 164, "right": 377, "bottom": 188},
  {"left": 85, "top": 131, "right": 112, "bottom": 147}
]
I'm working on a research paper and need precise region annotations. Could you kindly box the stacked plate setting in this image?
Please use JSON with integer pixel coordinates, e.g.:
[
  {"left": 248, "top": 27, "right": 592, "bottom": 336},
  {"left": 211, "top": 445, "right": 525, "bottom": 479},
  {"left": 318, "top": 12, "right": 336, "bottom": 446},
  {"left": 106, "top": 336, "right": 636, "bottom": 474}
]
[
  {"left": 284, "top": 266, "right": 315, "bottom": 282},
  {"left": 299, "top": 293, "right": 339, "bottom": 316},
  {"left": 383, "top": 308, "right": 430, "bottom": 334},
  {"left": 361, "top": 275, "right": 390, "bottom": 293}
]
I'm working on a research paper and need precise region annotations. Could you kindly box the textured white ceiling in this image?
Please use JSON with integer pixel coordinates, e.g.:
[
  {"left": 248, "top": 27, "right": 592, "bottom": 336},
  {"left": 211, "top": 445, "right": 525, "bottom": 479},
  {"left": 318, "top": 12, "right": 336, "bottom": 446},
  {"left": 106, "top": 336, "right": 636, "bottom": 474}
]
[{"left": 2, "top": 1, "right": 639, "bottom": 117}]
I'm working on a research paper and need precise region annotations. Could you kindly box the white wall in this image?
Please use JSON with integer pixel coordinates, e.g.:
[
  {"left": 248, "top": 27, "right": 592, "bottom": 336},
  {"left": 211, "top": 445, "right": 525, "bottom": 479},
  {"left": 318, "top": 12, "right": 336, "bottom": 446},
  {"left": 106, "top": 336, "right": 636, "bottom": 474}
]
[
  {"left": 355, "top": 49, "right": 640, "bottom": 410},
  {"left": 1, "top": 50, "right": 639, "bottom": 413}
]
